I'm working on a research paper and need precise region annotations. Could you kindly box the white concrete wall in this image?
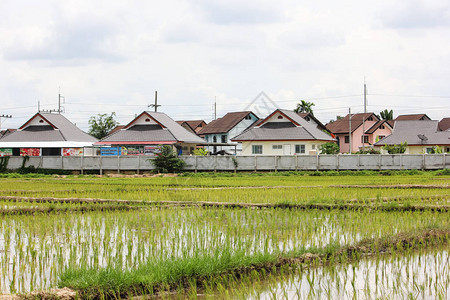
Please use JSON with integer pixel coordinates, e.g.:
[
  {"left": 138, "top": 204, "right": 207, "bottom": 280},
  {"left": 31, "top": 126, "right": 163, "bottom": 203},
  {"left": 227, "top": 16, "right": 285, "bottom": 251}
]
[{"left": 240, "top": 141, "right": 327, "bottom": 155}]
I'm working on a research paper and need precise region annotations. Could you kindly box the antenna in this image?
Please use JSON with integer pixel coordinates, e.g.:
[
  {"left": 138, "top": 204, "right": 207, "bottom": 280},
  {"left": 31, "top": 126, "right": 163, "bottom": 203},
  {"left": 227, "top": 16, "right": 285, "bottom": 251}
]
[
  {"left": 0, "top": 114, "right": 12, "bottom": 130},
  {"left": 417, "top": 134, "right": 428, "bottom": 144},
  {"left": 58, "top": 88, "right": 65, "bottom": 113},
  {"left": 348, "top": 108, "right": 352, "bottom": 153},
  {"left": 364, "top": 78, "right": 367, "bottom": 114},
  {"left": 148, "top": 91, "right": 161, "bottom": 112},
  {"left": 214, "top": 97, "right": 217, "bottom": 120}
]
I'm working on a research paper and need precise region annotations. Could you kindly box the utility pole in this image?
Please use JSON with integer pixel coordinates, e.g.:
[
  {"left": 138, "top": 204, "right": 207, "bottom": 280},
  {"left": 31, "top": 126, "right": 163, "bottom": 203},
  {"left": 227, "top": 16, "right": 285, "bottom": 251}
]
[
  {"left": 361, "top": 80, "right": 367, "bottom": 151},
  {"left": 214, "top": 97, "right": 217, "bottom": 120},
  {"left": 58, "top": 87, "right": 65, "bottom": 113},
  {"left": 148, "top": 91, "right": 161, "bottom": 112},
  {"left": 0, "top": 114, "right": 12, "bottom": 131},
  {"left": 348, "top": 108, "right": 352, "bottom": 154}
]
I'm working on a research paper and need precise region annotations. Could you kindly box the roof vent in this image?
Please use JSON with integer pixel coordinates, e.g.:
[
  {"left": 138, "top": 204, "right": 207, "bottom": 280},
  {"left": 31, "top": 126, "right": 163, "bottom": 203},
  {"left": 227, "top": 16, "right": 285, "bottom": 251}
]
[
  {"left": 145, "top": 118, "right": 150, "bottom": 122},
  {"left": 278, "top": 115, "right": 283, "bottom": 119},
  {"left": 39, "top": 120, "right": 44, "bottom": 123}
]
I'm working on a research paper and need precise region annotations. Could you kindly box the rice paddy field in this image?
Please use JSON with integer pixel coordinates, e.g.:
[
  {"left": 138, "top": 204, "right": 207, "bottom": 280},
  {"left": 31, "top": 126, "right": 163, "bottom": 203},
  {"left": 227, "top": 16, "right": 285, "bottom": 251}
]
[{"left": 0, "top": 170, "right": 449, "bottom": 299}]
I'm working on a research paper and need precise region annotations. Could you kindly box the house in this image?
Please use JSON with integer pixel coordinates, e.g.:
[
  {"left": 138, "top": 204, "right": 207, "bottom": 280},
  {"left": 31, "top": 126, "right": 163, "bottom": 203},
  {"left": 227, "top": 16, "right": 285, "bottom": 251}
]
[
  {"left": 232, "top": 109, "right": 335, "bottom": 155},
  {"left": 374, "top": 120, "right": 450, "bottom": 154},
  {"left": 176, "top": 120, "right": 207, "bottom": 135},
  {"left": 95, "top": 111, "right": 205, "bottom": 155},
  {"left": 197, "top": 111, "right": 259, "bottom": 154},
  {"left": 0, "top": 112, "right": 97, "bottom": 156},
  {"left": 438, "top": 118, "right": 450, "bottom": 131},
  {"left": 297, "top": 112, "right": 330, "bottom": 133},
  {"left": 326, "top": 113, "right": 392, "bottom": 153}
]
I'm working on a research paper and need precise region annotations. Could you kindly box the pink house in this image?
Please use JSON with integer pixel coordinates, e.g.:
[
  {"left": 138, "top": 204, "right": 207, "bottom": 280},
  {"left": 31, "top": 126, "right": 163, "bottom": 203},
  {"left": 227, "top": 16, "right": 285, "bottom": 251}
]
[{"left": 326, "top": 113, "right": 393, "bottom": 153}]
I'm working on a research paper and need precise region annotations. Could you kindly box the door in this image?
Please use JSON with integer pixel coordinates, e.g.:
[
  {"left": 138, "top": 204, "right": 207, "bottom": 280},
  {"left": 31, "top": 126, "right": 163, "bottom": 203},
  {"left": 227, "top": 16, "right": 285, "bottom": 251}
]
[{"left": 283, "top": 144, "right": 291, "bottom": 155}]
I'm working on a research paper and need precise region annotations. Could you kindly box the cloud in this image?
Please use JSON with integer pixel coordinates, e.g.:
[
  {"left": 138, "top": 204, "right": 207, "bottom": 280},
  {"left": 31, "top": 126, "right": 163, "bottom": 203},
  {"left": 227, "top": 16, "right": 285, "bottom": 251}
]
[
  {"left": 193, "top": 0, "right": 285, "bottom": 25},
  {"left": 2, "top": 14, "right": 125, "bottom": 63},
  {"left": 380, "top": 0, "right": 450, "bottom": 29}
]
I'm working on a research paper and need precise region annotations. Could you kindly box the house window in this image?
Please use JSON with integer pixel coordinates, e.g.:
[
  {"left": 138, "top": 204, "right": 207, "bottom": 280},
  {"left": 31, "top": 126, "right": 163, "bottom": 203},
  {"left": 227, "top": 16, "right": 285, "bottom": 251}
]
[
  {"left": 312, "top": 144, "right": 316, "bottom": 150},
  {"left": 378, "top": 135, "right": 385, "bottom": 140},
  {"left": 344, "top": 136, "right": 349, "bottom": 144},
  {"left": 221, "top": 135, "right": 227, "bottom": 143},
  {"left": 213, "top": 136, "right": 217, "bottom": 143},
  {"left": 368, "top": 116, "right": 373, "bottom": 121},
  {"left": 446, "top": 147, "right": 450, "bottom": 153},
  {"left": 205, "top": 136, "right": 209, "bottom": 142},
  {"left": 245, "top": 115, "right": 252, "bottom": 120},
  {"left": 361, "top": 136, "right": 369, "bottom": 143},
  {"left": 380, "top": 125, "right": 385, "bottom": 129},
  {"left": 426, "top": 148, "right": 433, "bottom": 154},
  {"left": 295, "top": 144, "right": 305, "bottom": 154},
  {"left": 252, "top": 145, "right": 263, "bottom": 154},
  {"left": 272, "top": 145, "right": 282, "bottom": 150}
]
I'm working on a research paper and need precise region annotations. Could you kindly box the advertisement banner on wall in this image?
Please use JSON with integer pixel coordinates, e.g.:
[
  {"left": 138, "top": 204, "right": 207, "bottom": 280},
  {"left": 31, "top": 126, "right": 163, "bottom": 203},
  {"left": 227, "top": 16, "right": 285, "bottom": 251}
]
[
  {"left": 20, "top": 148, "right": 40, "bottom": 156},
  {"left": 100, "top": 147, "right": 120, "bottom": 156},
  {"left": 121, "top": 146, "right": 144, "bottom": 156},
  {"left": 63, "top": 148, "right": 84, "bottom": 156},
  {"left": 144, "top": 146, "right": 159, "bottom": 156},
  {"left": 0, "top": 148, "right": 12, "bottom": 156}
]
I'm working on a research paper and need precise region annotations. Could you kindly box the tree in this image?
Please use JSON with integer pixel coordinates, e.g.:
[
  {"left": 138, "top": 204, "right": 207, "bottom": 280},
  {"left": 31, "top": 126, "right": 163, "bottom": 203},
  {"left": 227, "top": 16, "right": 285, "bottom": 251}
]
[
  {"left": 150, "top": 145, "right": 186, "bottom": 173},
  {"left": 294, "top": 100, "right": 315, "bottom": 115},
  {"left": 88, "top": 113, "right": 119, "bottom": 139},
  {"left": 319, "top": 142, "right": 340, "bottom": 154},
  {"left": 379, "top": 109, "right": 393, "bottom": 120}
]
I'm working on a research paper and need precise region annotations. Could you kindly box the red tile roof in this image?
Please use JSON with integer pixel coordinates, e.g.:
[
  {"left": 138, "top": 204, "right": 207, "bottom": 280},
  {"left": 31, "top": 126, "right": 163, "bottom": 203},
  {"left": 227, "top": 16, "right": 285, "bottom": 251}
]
[
  {"left": 326, "top": 113, "right": 379, "bottom": 134},
  {"left": 438, "top": 117, "right": 450, "bottom": 131}
]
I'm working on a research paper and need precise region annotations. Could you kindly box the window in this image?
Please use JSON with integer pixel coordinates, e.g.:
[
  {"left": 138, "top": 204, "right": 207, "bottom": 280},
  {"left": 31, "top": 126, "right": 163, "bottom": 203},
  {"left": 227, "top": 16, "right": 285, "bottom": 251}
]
[
  {"left": 272, "top": 145, "right": 282, "bottom": 150},
  {"left": 378, "top": 135, "right": 385, "bottom": 140},
  {"left": 426, "top": 148, "right": 433, "bottom": 154},
  {"left": 221, "top": 135, "right": 227, "bottom": 143},
  {"left": 361, "top": 135, "right": 369, "bottom": 143},
  {"left": 312, "top": 144, "right": 316, "bottom": 150},
  {"left": 252, "top": 145, "right": 263, "bottom": 154},
  {"left": 446, "top": 147, "right": 450, "bottom": 153},
  {"left": 244, "top": 115, "right": 252, "bottom": 120},
  {"left": 213, "top": 136, "right": 217, "bottom": 143},
  {"left": 368, "top": 116, "right": 373, "bottom": 121},
  {"left": 295, "top": 144, "right": 305, "bottom": 154},
  {"left": 205, "top": 136, "right": 209, "bottom": 142},
  {"left": 380, "top": 125, "right": 385, "bottom": 129},
  {"left": 344, "top": 136, "right": 349, "bottom": 144}
]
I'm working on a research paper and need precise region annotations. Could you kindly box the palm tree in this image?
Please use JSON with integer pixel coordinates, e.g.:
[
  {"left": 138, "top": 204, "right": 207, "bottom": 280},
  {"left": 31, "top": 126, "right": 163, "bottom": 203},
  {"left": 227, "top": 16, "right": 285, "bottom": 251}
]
[
  {"left": 379, "top": 109, "right": 393, "bottom": 120},
  {"left": 294, "top": 100, "right": 315, "bottom": 115}
]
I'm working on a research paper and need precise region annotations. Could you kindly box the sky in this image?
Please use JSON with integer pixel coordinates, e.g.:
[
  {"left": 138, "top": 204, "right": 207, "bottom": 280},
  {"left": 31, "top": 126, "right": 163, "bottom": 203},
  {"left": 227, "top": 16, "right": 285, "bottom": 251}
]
[{"left": 1, "top": 0, "right": 449, "bottom": 131}]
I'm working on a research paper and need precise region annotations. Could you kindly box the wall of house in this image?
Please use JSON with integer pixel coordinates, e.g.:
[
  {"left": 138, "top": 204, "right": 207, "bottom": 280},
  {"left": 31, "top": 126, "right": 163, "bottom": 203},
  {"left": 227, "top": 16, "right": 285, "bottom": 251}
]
[
  {"left": 27, "top": 116, "right": 50, "bottom": 127},
  {"left": 240, "top": 141, "right": 328, "bottom": 155},
  {"left": 370, "top": 126, "right": 393, "bottom": 144},
  {"left": 228, "top": 114, "right": 259, "bottom": 140},
  {"left": 351, "top": 120, "right": 378, "bottom": 152}
]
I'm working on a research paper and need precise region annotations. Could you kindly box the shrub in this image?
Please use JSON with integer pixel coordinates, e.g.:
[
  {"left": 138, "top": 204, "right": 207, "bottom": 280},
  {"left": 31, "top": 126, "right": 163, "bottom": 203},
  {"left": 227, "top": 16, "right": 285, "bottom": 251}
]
[
  {"left": 319, "top": 142, "right": 339, "bottom": 154},
  {"left": 382, "top": 142, "right": 407, "bottom": 154},
  {"left": 149, "top": 145, "right": 186, "bottom": 173}
]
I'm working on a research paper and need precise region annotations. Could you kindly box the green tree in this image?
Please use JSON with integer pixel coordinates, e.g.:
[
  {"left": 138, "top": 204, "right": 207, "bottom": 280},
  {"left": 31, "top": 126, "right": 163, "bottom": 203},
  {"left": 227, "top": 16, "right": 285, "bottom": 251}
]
[
  {"left": 150, "top": 145, "right": 186, "bottom": 173},
  {"left": 319, "top": 142, "right": 340, "bottom": 154},
  {"left": 88, "top": 113, "right": 119, "bottom": 139},
  {"left": 294, "top": 100, "right": 315, "bottom": 115},
  {"left": 379, "top": 109, "right": 393, "bottom": 120}
]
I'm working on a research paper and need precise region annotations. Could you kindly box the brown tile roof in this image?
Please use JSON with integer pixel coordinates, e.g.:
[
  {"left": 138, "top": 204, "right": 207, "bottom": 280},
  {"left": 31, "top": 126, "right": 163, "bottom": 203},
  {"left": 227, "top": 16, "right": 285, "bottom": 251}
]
[
  {"left": 198, "top": 112, "right": 258, "bottom": 135},
  {"left": 326, "top": 113, "right": 379, "bottom": 134},
  {"left": 365, "top": 120, "right": 393, "bottom": 134},
  {"left": 395, "top": 114, "right": 430, "bottom": 121},
  {"left": 176, "top": 120, "right": 207, "bottom": 134},
  {"left": 438, "top": 117, "right": 450, "bottom": 131}
]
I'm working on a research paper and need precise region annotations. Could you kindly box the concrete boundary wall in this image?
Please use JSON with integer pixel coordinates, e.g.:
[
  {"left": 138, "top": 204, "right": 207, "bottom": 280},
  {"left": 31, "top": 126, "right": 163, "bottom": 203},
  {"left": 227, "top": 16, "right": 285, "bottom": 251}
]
[{"left": 4, "top": 154, "right": 448, "bottom": 172}]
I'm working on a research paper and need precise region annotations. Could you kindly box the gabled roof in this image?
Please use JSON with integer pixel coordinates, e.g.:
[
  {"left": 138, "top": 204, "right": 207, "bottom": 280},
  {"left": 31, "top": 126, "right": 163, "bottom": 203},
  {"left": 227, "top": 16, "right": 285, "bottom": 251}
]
[
  {"left": 365, "top": 120, "right": 393, "bottom": 134},
  {"left": 198, "top": 111, "right": 258, "bottom": 135},
  {"left": 0, "top": 112, "right": 97, "bottom": 146},
  {"left": 395, "top": 114, "right": 431, "bottom": 121},
  {"left": 326, "top": 113, "right": 379, "bottom": 134},
  {"left": 177, "top": 120, "right": 206, "bottom": 130},
  {"left": 374, "top": 120, "right": 450, "bottom": 146},
  {"left": 297, "top": 112, "right": 329, "bottom": 132},
  {"left": 176, "top": 121, "right": 196, "bottom": 134},
  {"left": 232, "top": 109, "right": 335, "bottom": 142},
  {"left": 438, "top": 118, "right": 450, "bottom": 131},
  {"left": 97, "top": 111, "right": 205, "bottom": 145}
]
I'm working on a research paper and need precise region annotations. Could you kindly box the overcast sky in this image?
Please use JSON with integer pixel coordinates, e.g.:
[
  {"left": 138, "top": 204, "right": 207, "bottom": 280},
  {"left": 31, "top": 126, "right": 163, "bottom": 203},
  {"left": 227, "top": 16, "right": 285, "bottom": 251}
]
[{"left": 1, "top": 0, "right": 449, "bottom": 131}]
